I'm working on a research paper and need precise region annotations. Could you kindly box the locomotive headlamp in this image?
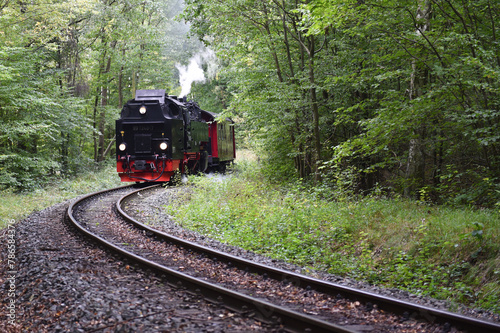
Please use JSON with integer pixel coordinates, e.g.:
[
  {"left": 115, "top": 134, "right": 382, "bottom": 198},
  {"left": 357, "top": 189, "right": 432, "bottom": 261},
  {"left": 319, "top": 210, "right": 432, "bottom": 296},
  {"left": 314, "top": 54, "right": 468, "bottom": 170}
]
[
  {"left": 159, "top": 142, "right": 168, "bottom": 150},
  {"left": 119, "top": 143, "right": 127, "bottom": 151},
  {"left": 139, "top": 105, "right": 147, "bottom": 115}
]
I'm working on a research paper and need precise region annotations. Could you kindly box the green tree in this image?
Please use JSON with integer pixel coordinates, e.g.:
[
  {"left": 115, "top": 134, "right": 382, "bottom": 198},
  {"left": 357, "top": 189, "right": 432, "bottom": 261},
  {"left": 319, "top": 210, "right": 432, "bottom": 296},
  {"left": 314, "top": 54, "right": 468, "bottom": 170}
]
[
  {"left": 307, "top": 0, "right": 500, "bottom": 204},
  {"left": 0, "top": 0, "right": 194, "bottom": 189},
  {"left": 182, "top": 0, "right": 499, "bottom": 205},
  {"left": 183, "top": 0, "right": 336, "bottom": 181},
  {"left": 0, "top": 0, "right": 92, "bottom": 189}
]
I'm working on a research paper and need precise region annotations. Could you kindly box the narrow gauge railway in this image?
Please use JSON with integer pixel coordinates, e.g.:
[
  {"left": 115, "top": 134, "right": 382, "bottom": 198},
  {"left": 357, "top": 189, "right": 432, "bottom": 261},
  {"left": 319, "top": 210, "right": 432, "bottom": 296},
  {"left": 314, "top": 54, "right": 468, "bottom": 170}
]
[
  {"left": 67, "top": 185, "right": 500, "bottom": 333},
  {"left": 67, "top": 186, "right": 348, "bottom": 333}
]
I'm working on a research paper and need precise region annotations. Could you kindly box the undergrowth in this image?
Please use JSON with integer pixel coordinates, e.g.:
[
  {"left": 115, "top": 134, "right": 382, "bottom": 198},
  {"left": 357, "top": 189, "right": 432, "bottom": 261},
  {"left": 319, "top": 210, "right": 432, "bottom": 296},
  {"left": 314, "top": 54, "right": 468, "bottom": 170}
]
[
  {"left": 164, "top": 160, "right": 500, "bottom": 314},
  {"left": 0, "top": 160, "right": 122, "bottom": 228}
]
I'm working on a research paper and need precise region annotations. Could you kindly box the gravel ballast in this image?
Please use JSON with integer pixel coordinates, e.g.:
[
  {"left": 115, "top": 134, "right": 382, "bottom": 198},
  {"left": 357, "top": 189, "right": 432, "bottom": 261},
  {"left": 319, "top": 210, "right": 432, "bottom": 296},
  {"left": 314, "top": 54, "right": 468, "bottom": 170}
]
[
  {"left": 0, "top": 201, "right": 276, "bottom": 332},
  {"left": 123, "top": 185, "right": 500, "bottom": 325}
]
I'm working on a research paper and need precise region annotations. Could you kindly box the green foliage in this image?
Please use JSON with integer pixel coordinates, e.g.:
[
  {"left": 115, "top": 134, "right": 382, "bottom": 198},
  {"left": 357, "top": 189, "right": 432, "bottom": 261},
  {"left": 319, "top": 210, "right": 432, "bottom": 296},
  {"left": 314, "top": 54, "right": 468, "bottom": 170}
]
[
  {"left": 164, "top": 161, "right": 500, "bottom": 314},
  {"left": 182, "top": 0, "right": 500, "bottom": 206},
  {"left": 0, "top": 154, "right": 60, "bottom": 190},
  {"left": 0, "top": 0, "right": 200, "bottom": 190},
  {"left": 0, "top": 43, "right": 91, "bottom": 190},
  {"left": 0, "top": 160, "right": 122, "bottom": 228}
]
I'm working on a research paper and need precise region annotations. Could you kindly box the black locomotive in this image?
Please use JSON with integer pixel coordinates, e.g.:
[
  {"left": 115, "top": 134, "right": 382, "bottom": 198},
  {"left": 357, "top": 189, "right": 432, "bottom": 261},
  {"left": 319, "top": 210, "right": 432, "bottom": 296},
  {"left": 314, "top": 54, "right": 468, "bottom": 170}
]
[{"left": 116, "top": 89, "right": 235, "bottom": 182}]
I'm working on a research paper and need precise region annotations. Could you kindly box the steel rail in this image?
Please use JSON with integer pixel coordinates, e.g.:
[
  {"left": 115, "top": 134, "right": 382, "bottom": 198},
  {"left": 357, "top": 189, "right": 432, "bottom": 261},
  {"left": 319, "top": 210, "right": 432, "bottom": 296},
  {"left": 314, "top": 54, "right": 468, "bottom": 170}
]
[
  {"left": 118, "top": 186, "right": 500, "bottom": 333},
  {"left": 67, "top": 186, "right": 355, "bottom": 333}
]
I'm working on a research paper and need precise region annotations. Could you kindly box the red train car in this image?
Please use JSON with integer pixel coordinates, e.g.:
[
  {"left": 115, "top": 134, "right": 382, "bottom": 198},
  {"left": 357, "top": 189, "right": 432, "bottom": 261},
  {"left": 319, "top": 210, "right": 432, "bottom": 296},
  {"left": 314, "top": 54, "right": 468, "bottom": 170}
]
[{"left": 201, "top": 110, "right": 236, "bottom": 173}]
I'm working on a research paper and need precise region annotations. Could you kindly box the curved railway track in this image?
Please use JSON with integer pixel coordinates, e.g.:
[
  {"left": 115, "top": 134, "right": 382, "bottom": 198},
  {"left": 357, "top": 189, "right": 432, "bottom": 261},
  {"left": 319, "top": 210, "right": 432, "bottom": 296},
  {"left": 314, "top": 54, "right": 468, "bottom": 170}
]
[{"left": 66, "top": 185, "right": 500, "bottom": 333}]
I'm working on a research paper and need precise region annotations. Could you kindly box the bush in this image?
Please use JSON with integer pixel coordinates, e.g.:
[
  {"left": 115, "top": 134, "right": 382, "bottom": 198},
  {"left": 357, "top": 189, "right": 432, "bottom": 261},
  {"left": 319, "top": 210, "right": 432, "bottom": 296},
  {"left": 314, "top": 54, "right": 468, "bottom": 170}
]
[
  {"left": 0, "top": 154, "right": 61, "bottom": 191},
  {"left": 0, "top": 159, "right": 122, "bottom": 227}
]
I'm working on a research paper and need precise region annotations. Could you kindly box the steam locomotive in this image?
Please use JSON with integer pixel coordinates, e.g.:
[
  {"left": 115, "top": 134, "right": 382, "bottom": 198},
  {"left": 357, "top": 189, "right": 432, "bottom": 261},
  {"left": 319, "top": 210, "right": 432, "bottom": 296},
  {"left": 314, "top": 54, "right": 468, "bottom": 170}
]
[{"left": 116, "top": 89, "right": 235, "bottom": 182}]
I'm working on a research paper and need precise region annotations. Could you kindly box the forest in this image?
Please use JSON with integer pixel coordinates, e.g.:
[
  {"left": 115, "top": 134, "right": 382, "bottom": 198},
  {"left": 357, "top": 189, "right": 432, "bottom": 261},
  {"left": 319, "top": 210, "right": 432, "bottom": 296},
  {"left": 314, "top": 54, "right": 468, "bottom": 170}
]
[{"left": 1, "top": 0, "right": 499, "bottom": 208}]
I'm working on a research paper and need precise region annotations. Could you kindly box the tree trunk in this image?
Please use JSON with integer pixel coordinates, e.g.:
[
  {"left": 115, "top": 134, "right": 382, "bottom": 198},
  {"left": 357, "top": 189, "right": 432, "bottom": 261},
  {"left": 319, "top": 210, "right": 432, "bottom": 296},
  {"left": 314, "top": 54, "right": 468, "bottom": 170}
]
[
  {"left": 405, "top": 0, "right": 431, "bottom": 198},
  {"left": 97, "top": 50, "right": 114, "bottom": 162},
  {"left": 307, "top": 36, "right": 321, "bottom": 183}
]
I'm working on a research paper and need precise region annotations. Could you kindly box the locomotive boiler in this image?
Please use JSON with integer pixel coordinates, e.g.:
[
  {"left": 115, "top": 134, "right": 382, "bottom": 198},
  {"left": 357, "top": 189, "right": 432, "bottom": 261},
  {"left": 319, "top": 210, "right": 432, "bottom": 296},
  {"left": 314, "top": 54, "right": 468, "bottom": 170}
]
[{"left": 116, "top": 89, "right": 235, "bottom": 182}]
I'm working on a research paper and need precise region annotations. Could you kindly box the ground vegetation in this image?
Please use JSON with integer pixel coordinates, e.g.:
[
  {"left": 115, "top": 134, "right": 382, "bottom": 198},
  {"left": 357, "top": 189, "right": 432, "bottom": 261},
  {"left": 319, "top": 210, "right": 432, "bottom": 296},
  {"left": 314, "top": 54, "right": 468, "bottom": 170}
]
[
  {"left": 165, "top": 159, "right": 500, "bottom": 315},
  {"left": 0, "top": 161, "right": 121, "bottom": 227}
]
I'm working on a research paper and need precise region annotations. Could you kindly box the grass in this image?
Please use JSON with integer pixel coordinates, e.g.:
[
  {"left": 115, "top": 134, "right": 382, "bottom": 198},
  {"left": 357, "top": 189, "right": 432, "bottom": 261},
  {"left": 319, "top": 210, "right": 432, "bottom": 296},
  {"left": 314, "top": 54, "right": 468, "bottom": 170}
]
[
  {"left": 0, "top": 162, "right": 122, "bottom": 228},
  {"left": 164, "top": 158, "right": 500, "bottom": 314}
]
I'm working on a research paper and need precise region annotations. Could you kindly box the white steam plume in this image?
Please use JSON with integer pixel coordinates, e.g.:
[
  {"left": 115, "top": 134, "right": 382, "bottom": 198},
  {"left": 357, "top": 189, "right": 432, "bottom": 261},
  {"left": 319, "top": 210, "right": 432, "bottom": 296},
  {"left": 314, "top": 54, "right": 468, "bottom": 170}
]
[{"left": 176, "top": 49, "right": 216, "bottom": 98}]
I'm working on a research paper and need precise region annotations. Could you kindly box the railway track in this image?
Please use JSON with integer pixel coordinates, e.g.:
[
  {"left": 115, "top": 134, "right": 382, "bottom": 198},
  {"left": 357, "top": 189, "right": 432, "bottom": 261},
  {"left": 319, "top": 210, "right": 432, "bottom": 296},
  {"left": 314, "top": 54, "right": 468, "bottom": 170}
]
[{"left": 66, "top": 185, "right": 500, "bottom": 333}]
